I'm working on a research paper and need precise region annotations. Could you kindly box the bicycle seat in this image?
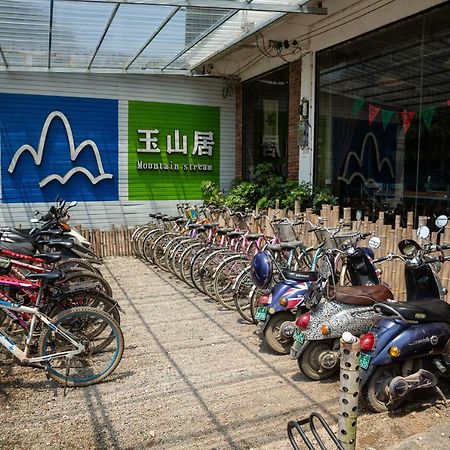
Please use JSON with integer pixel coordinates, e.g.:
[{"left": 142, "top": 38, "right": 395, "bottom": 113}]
[
  {"left": 282, "top": 270, "right": 318, "bottom": 282},
  {"left": 379, "top": 299, "right": 450, "bottom": 324},
  {"left": 187, "top": 223, "right": 203, "bottom": 229},
  {"left": 26, "top": 270, "right": 65, "bottom": 283},
  {"left": 227, "top": 231, "right": 246, "bottom": 239},
  {"left": 335, "top": 285, "right": 393, "bottom": 306},
  {"left": 247, "top": 233, "right": 264, "bottom": 241},
  {"left": 217, "top": 227, "right": 234, "bottom": 236},
  {"left": 267, "top": 244, "right": 282, "bottom": 252},
  {"left": 35, "top": 253, "right": 62, "bottom": 263},
  {"left": 203, "top": 223, "right": 219, "bottom": 229},
  {"left": 176, "top": 218, "right": 187, "bottom": 225},
  {"left": 45, "top": 240, "right": 73, "bottom": 249},
  {"left": 280, "top": 241, "right": 304, "bottom": 251}
]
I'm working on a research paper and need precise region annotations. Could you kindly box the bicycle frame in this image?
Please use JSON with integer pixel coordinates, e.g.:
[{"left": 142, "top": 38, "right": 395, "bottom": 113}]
[{"left": 0, "top": 298, "right": 84, "bottom": 363}]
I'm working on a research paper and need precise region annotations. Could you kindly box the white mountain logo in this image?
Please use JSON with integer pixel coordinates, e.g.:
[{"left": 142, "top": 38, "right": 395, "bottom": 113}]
[
  {"left": 338, "top": 132, "right": 394, "bottom": 192},
  {"left": 8, "top": 111, "right": 113, "bottom": 187}
]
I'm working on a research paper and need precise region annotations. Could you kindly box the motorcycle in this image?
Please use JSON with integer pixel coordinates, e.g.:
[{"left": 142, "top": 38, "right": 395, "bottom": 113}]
[
  {"left": 359, "top": 215, "right": 450, "bottom": 412},
  {"left": 252, "top": 226, "right": 380, "bottom": 355},
  {"left": 288, "top": 235, "right": 389, "bottom": 378},
  {"left": 0, "top": 199, "right": 101, "bottom": 265}
]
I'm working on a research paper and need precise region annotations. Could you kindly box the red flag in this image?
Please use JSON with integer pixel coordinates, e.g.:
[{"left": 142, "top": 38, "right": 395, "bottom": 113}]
[
  {"left": 368, "top": 104, "right": 381, "bottom": 125},
  {"left": 400, "top": 110, "right": 415, "bottom": 134}
]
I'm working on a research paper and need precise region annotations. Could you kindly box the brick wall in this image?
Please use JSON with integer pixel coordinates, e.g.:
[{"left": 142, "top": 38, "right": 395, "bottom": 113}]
[
  {"left": 235, "top": 82, "right": 243, "bottom": 180},
  {"left": 288, "top": 60, "right": 301, "bottom": 180}
]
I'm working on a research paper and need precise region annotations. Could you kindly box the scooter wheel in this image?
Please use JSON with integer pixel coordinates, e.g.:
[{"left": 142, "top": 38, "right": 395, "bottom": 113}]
[
  {"left": 264, "top": 312, "right": 295, "bottom": 355},
  {"left": 298, "top": 340, "right": 339, "bottom": 380},
  {"left": 362, "top": 364, "right": 404, "bottom": 412}
]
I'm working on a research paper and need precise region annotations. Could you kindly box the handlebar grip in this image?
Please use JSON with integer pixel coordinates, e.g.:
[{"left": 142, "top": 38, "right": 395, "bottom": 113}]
[
  {"left": 307, "top": 228, "right": 316, "bottom": 233},
  {"left": 441, "top": 243, "right": 450, "bottom": 250},
  {"left": 372, "top": 256, "right": 390, "bottom": 263},
  {"left": 362, "top": 232, "right": 371, "bottom": 238}
]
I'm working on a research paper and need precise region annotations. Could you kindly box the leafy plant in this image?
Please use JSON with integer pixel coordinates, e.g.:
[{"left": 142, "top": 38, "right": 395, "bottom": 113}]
[
  {"left": 312, "top": 186, "right": 337, "bottom": 213},
  {"left": 224, "top": 182, "right": 258, "bottom": 211},
  {"left": 282, "top": 181, "right": 313, "bottom": 211},
  {"left": 200, "top": 180, "right": 224, "bottom": 206}
]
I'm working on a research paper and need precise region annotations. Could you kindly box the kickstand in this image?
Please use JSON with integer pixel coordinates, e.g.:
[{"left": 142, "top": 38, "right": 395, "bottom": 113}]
[
  {"left": 63, "top": 358, "right": 71, "bottom": 397},
  {"left": 434, "top": 385, "right": 448, "bottom": 404}
]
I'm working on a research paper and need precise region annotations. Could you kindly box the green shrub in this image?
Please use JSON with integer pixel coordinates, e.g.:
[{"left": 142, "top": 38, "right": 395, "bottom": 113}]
[
  {"left": 200, "top": 180, "right": 224, "bottom": 206},
  {"left": 224, "top": 181, "right": 258, "bottom": 211}
]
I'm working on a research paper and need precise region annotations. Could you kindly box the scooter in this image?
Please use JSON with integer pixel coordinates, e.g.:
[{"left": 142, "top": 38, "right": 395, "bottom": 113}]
[
  {"left": 358, "top": 216, "right": 450, "bottom": 412},
  {"left": 291, "top": 216, "right": 449, "bottom": 380},
  {"left": 252, "top": 229, "right": 379, "bottom": 354},
  {"left": 289, "top": 235, "right": 389, "bottom": 377}
]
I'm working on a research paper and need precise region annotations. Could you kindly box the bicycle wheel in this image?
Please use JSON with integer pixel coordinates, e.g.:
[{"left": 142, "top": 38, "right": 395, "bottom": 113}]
[
  {"left": 142, "top": 229, "right": 164, "bottom": 264},
  {"left": 179, "top": 242, "right": 204, "bottom": 286},
  {"left": 153, "top": 232, "right": 177, "bottom": 271},
  {"left": 213, "top": 256, "right": 249, "bottom": 309},
  {"left": 38, "top": 306, "right": 124, "bottom": 387},
  {"left": 190, "top": 246, "right": 220, "bottom": 294},
  {"left": 56, "top": 258, "right": 101, "bottom": 275},
  {"left": 233, "top": 267, "right": 255, "bottom": 323},
  {"left": 58, "top": 270, "right": 113, "bottom": 298},
  {"left": 200, "top": 249, "right": 231, "bottom": 298}
]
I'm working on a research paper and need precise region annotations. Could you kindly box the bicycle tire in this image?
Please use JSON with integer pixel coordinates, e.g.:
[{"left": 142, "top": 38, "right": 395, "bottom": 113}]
[
  {"left": 213, "top": 255, "right": 249, "bottom": 309},
  {"left": 58, "top": 270, "right": 113, "bottom": 298},
  {"left": 38, "top": 306, "right": 124, "bottom": 387}
]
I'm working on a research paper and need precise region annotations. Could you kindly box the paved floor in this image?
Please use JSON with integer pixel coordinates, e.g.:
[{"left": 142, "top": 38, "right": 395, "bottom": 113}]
[{"left": 1, "top": 257, "right": 448, "bottom": 450}]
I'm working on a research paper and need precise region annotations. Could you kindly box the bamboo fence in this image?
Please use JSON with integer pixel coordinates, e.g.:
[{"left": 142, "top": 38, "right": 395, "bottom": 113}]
[{"left": 75, "top": 203, "right": 450, "bottom": 301}]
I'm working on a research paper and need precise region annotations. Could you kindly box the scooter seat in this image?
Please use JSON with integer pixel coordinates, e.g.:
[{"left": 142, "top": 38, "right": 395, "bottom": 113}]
[
  {"left": 382, "top": 299, "right": 450, "bottom": 324},
  {"left": 335, "top": 285, "right": 393, "bottom": 305},
  {"left": 282, "top": 269, "right": 318, "bottom": 282},
  {"left": 267, "top": 244, "right": 283, "bottom": 253}
]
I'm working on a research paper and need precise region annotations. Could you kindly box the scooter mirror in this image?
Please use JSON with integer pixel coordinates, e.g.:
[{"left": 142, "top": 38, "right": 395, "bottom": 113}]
[
  {"left": 435, "top": 215, "right": 448, "bottom": 229},
  {"left": 68, "top": 200, "right": 78, "bottom": 208},
  {"left": 416, "top": 225, "right": 430, "bottom": 239},
  {"left": 29, "top": 218, "right": 39, "bottom": 224},
  {"left": 368, "top": 236, "right": 381, "bottom": 249},
  {"left": 356, "top": 210, "right": 362, "bottom": 221}
]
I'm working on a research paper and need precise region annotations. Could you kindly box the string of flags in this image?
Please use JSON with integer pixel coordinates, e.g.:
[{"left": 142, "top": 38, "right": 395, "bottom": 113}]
[{"left": 351, "top": 97, "right": 450, "bottom": 133}]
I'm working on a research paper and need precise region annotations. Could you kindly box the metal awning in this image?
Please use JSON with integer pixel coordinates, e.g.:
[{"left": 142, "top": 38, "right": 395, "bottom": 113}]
[{"left": 0, "top": 0, "right": 326, "bottom": 75}]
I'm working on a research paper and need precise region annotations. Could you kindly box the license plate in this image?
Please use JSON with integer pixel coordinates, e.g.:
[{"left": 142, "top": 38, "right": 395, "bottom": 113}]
[
  {"left": 359, "top": 352, "right": 371, "bottom": 370},
  {"left": 293, "top": 329, "right": 305, "bottom": 344},
  {"left": 255, "top": 307, "right": 268, "bottom": 321}
]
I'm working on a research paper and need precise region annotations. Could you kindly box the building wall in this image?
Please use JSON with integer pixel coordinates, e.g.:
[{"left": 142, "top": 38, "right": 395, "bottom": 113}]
[{"left": 0, "top": 72, "right": 235, "bottom": 228}]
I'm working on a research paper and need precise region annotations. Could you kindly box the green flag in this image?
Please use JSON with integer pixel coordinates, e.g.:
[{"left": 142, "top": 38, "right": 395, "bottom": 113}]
[
  {"left": 421, "top": 106, "right": 436, "bottom": 130},
  {"left": 381, "top": 109, "right": 394, "bottom": 129},
  {"left": 351, "top": 96, "right": 364, "bottom": 116}
]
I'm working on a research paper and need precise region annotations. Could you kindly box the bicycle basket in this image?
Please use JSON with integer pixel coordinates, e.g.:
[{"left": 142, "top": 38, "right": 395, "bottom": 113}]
[
  {"left": 0, "top": 257, "right": 12, "bottom": 274},
  {"left": 314, "top": 229, "right": 360, "bottom": 250},
  {"left": 272, "top": 222, "right": 298, "bottom": 242}
]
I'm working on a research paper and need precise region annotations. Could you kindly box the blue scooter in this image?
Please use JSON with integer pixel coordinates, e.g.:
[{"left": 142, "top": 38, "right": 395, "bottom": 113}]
[{"left": 359, "top": 216, "right": 450, "bottom": 412}]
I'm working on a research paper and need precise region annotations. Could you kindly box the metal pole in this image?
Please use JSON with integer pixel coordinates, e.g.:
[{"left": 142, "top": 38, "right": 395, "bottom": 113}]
[{"left": 338, "top": 332, "right": 360, "bottom": 450}]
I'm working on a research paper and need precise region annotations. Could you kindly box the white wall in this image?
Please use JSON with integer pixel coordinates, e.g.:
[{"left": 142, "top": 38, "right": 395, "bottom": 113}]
[{"left": 0, "top": 72, "right": 235, "bottom": 229}]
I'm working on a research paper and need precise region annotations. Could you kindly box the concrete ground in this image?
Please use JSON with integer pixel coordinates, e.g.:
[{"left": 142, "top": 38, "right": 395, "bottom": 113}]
[{"left": 0, "top": 257, "right": 449, "bottom": 449}]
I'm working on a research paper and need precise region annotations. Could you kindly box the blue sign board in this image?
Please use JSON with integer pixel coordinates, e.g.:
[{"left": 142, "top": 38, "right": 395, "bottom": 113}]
[{"left": 0, "top": 93, "right": 119, "bottom": 203}]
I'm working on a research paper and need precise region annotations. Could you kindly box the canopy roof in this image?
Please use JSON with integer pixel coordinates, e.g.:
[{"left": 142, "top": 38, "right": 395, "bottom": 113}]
[{"left": 0, "top": 0, "right": 326, "bottom": 75}]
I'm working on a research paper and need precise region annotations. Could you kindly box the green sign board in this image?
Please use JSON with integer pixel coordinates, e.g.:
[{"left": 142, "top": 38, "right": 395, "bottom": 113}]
[{"left": 128, "top": 100, "right": 220, "bottom": 200}]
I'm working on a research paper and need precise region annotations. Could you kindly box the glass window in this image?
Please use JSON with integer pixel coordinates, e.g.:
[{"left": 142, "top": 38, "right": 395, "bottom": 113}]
[
  {"left": 243, "top": 65, "right": 289, "bottom": 180},
  {"left": 315, "top": 3, "right": 450, "bottom": 222}
]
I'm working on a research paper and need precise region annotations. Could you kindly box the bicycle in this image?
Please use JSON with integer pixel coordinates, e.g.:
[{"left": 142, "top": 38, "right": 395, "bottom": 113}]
[{"left": 0, "top": 272, "right": 123, "bottom": 387}]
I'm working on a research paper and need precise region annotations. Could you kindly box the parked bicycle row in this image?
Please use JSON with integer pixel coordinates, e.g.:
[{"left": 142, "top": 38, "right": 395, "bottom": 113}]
[
  {"left": 135, "top": 204, "right": 450, "bottom": 414},
  {"left": 0, "top": 198, "right": 124, "bottom": 388}
]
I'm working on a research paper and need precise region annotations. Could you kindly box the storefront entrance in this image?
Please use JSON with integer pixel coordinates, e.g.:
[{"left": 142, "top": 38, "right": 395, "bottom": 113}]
[{"left": 315, "top": 2, "right": 450, "bottom": 222}]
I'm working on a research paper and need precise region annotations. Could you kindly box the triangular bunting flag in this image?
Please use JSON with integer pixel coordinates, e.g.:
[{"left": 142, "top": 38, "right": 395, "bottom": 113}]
[
  {"left": 381, "top": 109, "right": 394, "bottom": 129},
  {"left": 351, "top": 96, "right": 365, "bottom": 116},
  {"left": 368, "top": 104, "right": 381, "bottom": 125},
  {"left": 400, "top": 110, "right": 415, "bottom": 134},
  {"left": 421, "top": 106, "right": 436, "bottom": 130}
]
